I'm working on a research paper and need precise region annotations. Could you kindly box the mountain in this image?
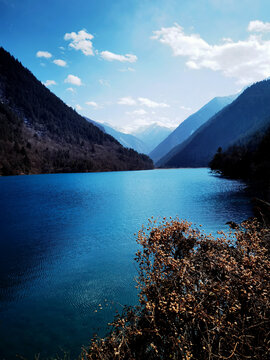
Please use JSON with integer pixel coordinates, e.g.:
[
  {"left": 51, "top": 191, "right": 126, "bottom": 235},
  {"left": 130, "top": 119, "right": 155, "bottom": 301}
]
[
  {"left": 85, "top": 118, "right": 149, "bottom": 154},
  {"left": 0, "top": 47, "right": 153, "bottom": 175},
  {"left": 159, "top": 79, "right": 270, "bottom": 168},
  {"left": 210, "top": 120, "right": 270, "bottom": 182},
  {"left": 85, "top": 118, "right": 106, "bottom": 132},
  {"left": 209, "top": 119, "right": 270, "bottom": 201},
  {"left": 150, "top": 95, "right": 237, "bottom": 164},
  {"left": 131, "top": 124, "right": 174, "bottom": 154},
  {"left": 102, "top": 123, "right": 150, "bottom": 154}
]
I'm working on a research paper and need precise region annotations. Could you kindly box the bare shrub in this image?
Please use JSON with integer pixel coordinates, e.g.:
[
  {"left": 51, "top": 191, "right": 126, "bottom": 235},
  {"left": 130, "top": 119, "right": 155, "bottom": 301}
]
[{"left": 83, "top": 218, "right": 270, "bottom": 360}]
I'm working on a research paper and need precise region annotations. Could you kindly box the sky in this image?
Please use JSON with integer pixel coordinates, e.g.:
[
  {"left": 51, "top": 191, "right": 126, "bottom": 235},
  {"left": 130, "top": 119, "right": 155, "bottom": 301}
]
[{"left": 1, "top": 0, "right": 270, "bottom": 133}]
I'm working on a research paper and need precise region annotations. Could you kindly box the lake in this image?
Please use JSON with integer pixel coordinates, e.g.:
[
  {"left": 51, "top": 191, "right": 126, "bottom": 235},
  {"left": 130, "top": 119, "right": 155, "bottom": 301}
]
[{"left": 0, "top": 169, "right": 253, "bottom": 359}]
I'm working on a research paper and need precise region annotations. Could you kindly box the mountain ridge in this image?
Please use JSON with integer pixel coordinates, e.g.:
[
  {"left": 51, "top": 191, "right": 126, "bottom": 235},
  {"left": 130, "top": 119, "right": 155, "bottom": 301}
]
[
  {"left": 85, "top": 118, "right": 150, "bottom": 154},
  {"left": 132, "top": 123, "right": 174, "bottom": 154},
  {"left": 0, "top": 47, "right": 153, "bottom": 175},
  {"left": 151, "top": 94, "right": 237, "bottom": 164},
  {"left": 159, "top": 79, "right": 270, "bottom": 168}
]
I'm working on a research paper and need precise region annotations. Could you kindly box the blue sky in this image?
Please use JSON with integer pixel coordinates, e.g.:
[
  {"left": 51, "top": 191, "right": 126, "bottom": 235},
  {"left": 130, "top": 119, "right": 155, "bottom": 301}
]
[{"left": 1, "top": 0, "right": 270, "bottom": 132}]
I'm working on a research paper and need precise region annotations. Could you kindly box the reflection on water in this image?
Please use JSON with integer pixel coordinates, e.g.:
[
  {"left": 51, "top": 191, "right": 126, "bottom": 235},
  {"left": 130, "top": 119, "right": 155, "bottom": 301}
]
[{"left": 0, "top": 169, "right": 253, "bottom": 359}]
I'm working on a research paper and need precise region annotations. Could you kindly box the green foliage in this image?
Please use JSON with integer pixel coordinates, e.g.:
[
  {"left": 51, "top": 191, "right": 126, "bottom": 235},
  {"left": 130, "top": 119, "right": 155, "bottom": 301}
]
[{"left": 83, "top": 218, "right": 270, "bottom": 360}]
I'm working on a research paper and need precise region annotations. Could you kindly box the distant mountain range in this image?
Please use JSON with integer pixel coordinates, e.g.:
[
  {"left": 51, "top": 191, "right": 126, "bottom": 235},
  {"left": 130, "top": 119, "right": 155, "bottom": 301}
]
[
  {"left": 2, "top": 45, "right": 270, "bottom": 177},
  {"left": 158, "top": 79, "right": 270, "bottom": 168},
  {"left": 85, "top": 118, "right": 150, "bottom": 154},
  {"left": 132, "top": 124, "right": 174, "bottom": 154},
  {"left": 0, "top": 47, "right": 153, "bottom": 175},
  {"left": 150, "top": 95, "right": 237, "bottom": 164},
  {"left": 85, "top": 119, "right": 173, "bottom": 155}
]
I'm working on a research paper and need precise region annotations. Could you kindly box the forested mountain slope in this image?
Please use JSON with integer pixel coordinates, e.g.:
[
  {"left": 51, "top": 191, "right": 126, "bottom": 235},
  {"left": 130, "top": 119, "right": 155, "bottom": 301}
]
[
  {"left": 0, "top": 47, "right": 153, "bottom": 175},
  {"left": 210, "top": 120, "right": 270, "bottom": 181},
  {"left": 159, "top": 79, "right": 270, "bottom": 168},
  {"left": 150, "top": 95, "right": 236, "bottom": 163}
]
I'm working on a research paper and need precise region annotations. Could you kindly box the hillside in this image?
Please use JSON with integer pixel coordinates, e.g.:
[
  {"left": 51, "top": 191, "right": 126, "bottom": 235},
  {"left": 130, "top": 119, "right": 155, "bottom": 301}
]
[
  {"left": 132, "top": 123, "right": 173, "bottom": 154},
  {"left": 159, "top": 79, "right": 270, "bottom": 168},
  {"left": 210, "top": 121, "right": 270, "bottom": 182},
  {"left": 85, "top": 118, "right": 149, "bottom": 154},
  {"left": 150, "top": 95, "right": 237, "bottom": 164},
  {"left": 0, "top": 47, "right": 153, "bottom": 175}
]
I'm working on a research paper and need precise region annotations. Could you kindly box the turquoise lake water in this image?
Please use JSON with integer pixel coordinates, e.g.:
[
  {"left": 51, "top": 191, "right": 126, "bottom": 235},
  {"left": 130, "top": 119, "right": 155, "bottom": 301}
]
[{"left": 0, "top": 169, "right": 253, "bottom": 359}]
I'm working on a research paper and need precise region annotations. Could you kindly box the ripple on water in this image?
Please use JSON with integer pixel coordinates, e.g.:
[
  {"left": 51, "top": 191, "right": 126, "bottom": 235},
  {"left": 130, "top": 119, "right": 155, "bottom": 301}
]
[{"left": 0, "top": 169, "right": 253, "bottom": 359}]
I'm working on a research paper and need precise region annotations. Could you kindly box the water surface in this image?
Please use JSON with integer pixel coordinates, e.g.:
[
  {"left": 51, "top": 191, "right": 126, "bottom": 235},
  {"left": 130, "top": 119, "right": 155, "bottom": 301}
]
[{"left": 0, "top": 169, "right": 253, "bottom": 359}]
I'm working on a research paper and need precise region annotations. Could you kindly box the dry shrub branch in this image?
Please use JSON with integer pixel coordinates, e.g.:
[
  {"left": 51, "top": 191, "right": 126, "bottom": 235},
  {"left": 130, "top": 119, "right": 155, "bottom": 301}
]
[{"left": 83, "top": 218, "right": 270, "bottom": 359}]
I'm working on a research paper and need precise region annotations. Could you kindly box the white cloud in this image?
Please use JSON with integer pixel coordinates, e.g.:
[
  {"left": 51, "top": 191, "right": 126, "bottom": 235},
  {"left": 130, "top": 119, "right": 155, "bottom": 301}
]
[
  {"left": 36, "top": 51, "right": 52, "bottom": 58},
  {"left": 66, "top": 87, "right": 75, "bottom": 92},
  {"left": 100, "top": 51, "right": 137, "bottom": 63},
  {"left": 86, "top": 101, "right": 99, "bottom": 108},
  {"left": 64, "top": 74, "right": 82, "bottom": 86},
  {"left": 44, "top": 80, "right": 56, "bottom": 87},
  {"left": 180, "top": 105, "right": 192, "bottom": 111},
  {"left": 152, "top": 24, "right": 209, "bottom": 58},
  {"left": 119, "top": 67, "right": 135, "bottom": 72},
  {"left": 99, "top": 79, "right": 110, "bottom": 87},
  {"left": 75, "top": 104, "right": 82, "bottom": 111},
  {"left": 118, "top": 96, "right": 137, "bottom": 105},
  {"left": 118, "top": 96, "right": 169, "bottom": 108},
  {"left": 126, "top": 109, "right": 147, "bottom": 116},
  {"left": 120, "top": 118, "right": 152, "bottom": 133},
  {"left": 131, "top": 109, "right": 147, "bottom": 115},
  {"left": 248, "top": 20, "right": 270, "bottom": 33},
  {"left": 121, "top": 117, "right": 176, "bottom": 133},
  {"left": 53, "top": 59, "right": 67, "bottom": 67},
  {"left": 138, "top": 97, "right": 169, "bottom": 108},
  {"left": 64, "top": 29, "right": 94, "bottom": 56},
  {"left": 222, "top": 37, "right": 233, "bottom": 43},
  {"left": 152, "top": 22, "right": 270, "bottom": 85}
]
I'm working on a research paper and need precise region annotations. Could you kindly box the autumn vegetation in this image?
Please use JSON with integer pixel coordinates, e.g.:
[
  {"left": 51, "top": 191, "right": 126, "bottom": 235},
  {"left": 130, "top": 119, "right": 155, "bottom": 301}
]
[{"left": 83, "top": 217, "right": 270, "bottom": 360}]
